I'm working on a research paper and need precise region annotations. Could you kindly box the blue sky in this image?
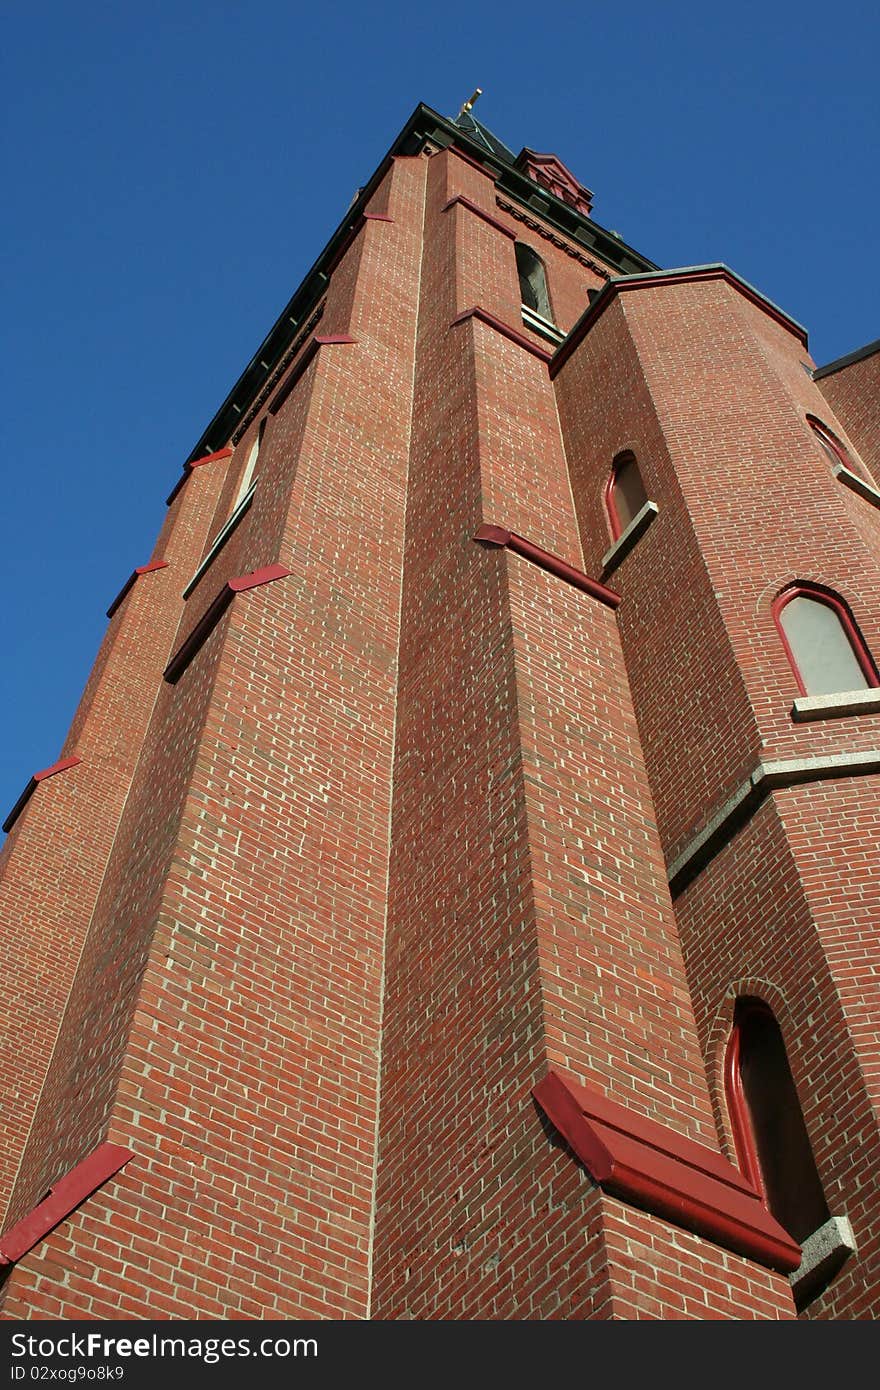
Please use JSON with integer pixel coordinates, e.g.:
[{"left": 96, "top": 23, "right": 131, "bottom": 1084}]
[{"left": 1, "top": 0, "right": 878, "bottom": 822}]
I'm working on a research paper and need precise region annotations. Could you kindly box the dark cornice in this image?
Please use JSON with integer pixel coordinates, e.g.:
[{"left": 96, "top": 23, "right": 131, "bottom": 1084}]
[
  {"left": 185, "top": 103, "right": 658, "bottom": 466},
  {"left": 550, "top": 264, "right": 808, "bottom": 378},
  {"left": 813, "top": 337, "right": 880, "bottom": 380}
]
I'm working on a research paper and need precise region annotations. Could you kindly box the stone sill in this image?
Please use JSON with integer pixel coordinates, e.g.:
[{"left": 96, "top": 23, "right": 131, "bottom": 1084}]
[
  {"left": 601, "top": 500, "right": 659, "bottom": 578},
  {"left": 790, "top": 1214, "right": 856, "bottom": 1310},
  {"left": 520, "top": 304, "right": 565, "bottom": 345},
  {"left": 833, "top": 462, "right": 880, "bottom": 509},
  {"left": 792, "top": 687, "right": 880, "bottom": 721}
]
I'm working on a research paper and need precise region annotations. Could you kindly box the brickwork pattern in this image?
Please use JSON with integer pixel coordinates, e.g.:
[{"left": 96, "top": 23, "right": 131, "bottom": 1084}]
[{"left": 1, "top": 119, "right": 875, "bottom": 1321}]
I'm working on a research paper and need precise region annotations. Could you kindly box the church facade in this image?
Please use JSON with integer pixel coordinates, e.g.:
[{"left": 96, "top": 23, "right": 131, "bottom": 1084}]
[{"left": 0, "top": 101, "right": 878, "bottom": 1320}]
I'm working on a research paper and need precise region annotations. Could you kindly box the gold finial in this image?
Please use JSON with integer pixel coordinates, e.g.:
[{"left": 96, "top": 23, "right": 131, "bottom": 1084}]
[{"left": 458, "top": 88, "right": 482, "bottom": 118}]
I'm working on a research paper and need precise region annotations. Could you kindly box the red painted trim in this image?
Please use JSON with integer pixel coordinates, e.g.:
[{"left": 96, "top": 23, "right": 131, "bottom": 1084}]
[
  {"left": 164, "top": 564, "right": 291, "bottom": 684},
  {"left": 604, "top": 452, "right": 645, "bottom": 541},
  {"left": 533, "top": 1068, "right": 801, "bottom": 1274},
  {"left": 363, "top": 211, "right": 394, "bottom": 222},
  {"left": 724, "top": 1008, "right": 766, "bottom": 1197},
  {"left": 190, "top": 447, "right": 234, "bottom": 470},
  {"left": 442, "top": 195, "right": 517, "bottom": 241},
  {"left": 0, "top": 1142, "right": 133, "bottom": 1265},
  {"left": 268, "top": 335, "right": 358, "bottom": 416},
  {"left": 772, "top": 582, "right": 879, "bottom": 697},
  {"left": 34, "top": 756, "right": 82, "bottom": 784},
  {"left": 806, "top": 415, "right": 870, "bottom": 482},
  {"left": 474, "top": 524, "right": 620, "bottom": 609},
  {"left": 106, "top": 559, "right": 169, "bottom": 618},
  {"left": 604, "top": 466, "right": 622, "bottom": 540},
  {"left": 3, "top": 757, "right": 82, "bottom": 835},
  {"left": 228, "top": 564, "right": 291, "bottom": 594},
  {"left": 444, "top": 144, "right": 499, "bottom": 177},
  {"left": 550, "top": 267, "right": 808, "bottom": 379},
  {"left": 452, "top": 306, "right": 553, "bottom": 364},
  {"left": 165, "top": 447, "right": 234, "bottom": 505}
]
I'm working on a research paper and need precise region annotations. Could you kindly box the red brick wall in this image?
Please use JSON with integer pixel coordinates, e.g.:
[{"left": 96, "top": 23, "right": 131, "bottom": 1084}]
[
  {"left": 816, "top": 347, "right": 880, "bottom": 481},
  {"left": 554, "top": 270, "right": 880, "bottom": 1318},
  {"left": 0, "top": 153, "right": 425, "bottom": 1319},
  {"left": 371, "top": 157, "right": 795, "bottom": 1320},
  {"left": 2, "top": 135, "right": 872, "bottom": 1322},
  {"left": 0, "top": 454, "right": 226, "bottom": 1228},
  {"left": 674, "top": 784, "right": 880, "bottom": 1319},
  {"left": 554, "top": 276, "right": 880, "bottom": 861}
]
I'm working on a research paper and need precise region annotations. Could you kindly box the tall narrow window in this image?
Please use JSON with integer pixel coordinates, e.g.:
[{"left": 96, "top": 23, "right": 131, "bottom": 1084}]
[
  {"left": 515, "top": 243, "right": 554, "bottom": 324},
  {"left": 773, "top": 584, "right": 878, "bottom": 696},
  {"left": 725, "top": 998, "right": 829, "bottom": 1245},
  {"left": 233, "top": 418, "right": 266, "bottom": 511},
  {"left": 807, "top": 416, "right": 869, "bottom": 482},
  {"left": 182, "top": 420, "right": 267, "bottom": 598},
  {"left": 605, "top": 451, "right": 648, "bottom": 539}
]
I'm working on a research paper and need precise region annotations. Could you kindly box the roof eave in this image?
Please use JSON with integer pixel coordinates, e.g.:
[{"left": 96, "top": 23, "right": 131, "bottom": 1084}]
[{"left": 184, "top": 103, "right": 658, "bottom": 467}]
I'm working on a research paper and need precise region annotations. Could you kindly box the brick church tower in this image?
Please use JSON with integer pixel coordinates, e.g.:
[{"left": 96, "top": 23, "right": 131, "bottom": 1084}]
[{"left": 1, "top": 100, "right": 878, "bottom": 1321}]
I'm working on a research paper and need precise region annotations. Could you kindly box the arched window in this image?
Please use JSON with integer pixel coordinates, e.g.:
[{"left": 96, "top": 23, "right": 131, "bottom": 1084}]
[
  {"left": 773, "top": 584, "right": 878, "bottom": 696},
  {"left": 233, "top": 417, "right": 266, "bottom": 511},
  {"left": 515, "top": 243, "right": 554, "bottom": 324},
  {"left": 725, "top": 998, "right": 829, "bottom": 1245},
  {"left": 182, "top": 419, "right": 267, "bottom": 598},
  {"left": 807, "top": 416, "right": 869, "bottom": 482},
  {"left": 605, "top": 451, "right": 648, "bottom": 539}
]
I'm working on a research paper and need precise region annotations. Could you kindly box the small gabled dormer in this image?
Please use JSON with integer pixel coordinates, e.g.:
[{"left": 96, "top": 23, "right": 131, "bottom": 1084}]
[{"left": 514, "top": 148, "right": 594, "bottom": 216}]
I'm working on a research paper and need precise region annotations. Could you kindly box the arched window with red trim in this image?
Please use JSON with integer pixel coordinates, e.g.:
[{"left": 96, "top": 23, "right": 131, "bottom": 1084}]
[
  {"left": 725, "top": 998, "right": 829, "bottom": 1245},
  {"left": 807, "top": 415, "right": 869, "bottom": 482},
  {"left": 605, "top": 452, "right": 648, "bottom": 540},
  {"left": 773, "top": 583, "right": 878, "bottom": 696}
]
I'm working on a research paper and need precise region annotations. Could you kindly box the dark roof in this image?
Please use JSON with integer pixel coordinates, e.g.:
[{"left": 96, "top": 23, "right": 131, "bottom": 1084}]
[
  {"left": 180, "top": 102, "right": 658, "bottom": 471},
  {"left": 813, "top": 338, "right": 880, "bottom": 379},
  {"left": 450, "top": 110, "right": 516, "bottom": 163}
]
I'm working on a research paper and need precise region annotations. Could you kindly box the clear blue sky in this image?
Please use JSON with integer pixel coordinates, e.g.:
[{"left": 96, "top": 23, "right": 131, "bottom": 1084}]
[{"left": 2, "top": 0, "right": 878, "bottom": 822}]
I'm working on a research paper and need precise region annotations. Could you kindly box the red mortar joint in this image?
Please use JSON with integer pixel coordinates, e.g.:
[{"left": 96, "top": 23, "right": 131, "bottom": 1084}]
[
  {"left": 452, "top": 307, "right": 553, "bottom": 363},
  {"left": 3, "top": 756, "right": 83, "bottom": 835},
  {"left": 269, "top": 335, "right": 358, "bottom": 415},
  {"left": 474, "top": 525, "right": 620, "bottom": 609},
  {"left": 0, "top": 1142, "right": 133, "bottom": 1265},
  {"left": 164, "top": 564, "right": 292, "bottom": 684},
  {"left": 533, "top": 1068, "right": 801, "bottom": 1274},
  {"left": 166, "top": 446, "right": 234, "bottom": 505},
  {"left": 442, "top": 196, "right": 517, "bottom": 240},
  {"left": 106, "top": 560, "right": 170, "bottom": 618}
]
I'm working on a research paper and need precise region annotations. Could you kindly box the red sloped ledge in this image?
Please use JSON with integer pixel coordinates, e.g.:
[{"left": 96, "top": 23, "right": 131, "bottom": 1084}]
[
  {"left": 166, "top": 446, "right": 234, "bottom": 506},
  {"left": 533, "top": 1067, "right": 801, "bottom": 1273},
  {"left": 442, "top": 195, "right": 517, "bottom": 241},
  {"left": 2, "top": 756, "right": 82, "bottom": 835},
  {"left": 0, "top": 1141, "right": 133, "bottom": 1265},
  {"left": 268, "top": 334, "right": 358, "bottom": 416},
  {"left": 106, "top": 559, "right": 169, "bottom": 618},
  {"left": 474, "top": 524, "right": 620, "bottom": 610},
  {"left": 452, "top": 306, "right": 553, "bottom": 363},
  {"left": 164, "top": 564, "right": 292, "bottom": 684}
]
